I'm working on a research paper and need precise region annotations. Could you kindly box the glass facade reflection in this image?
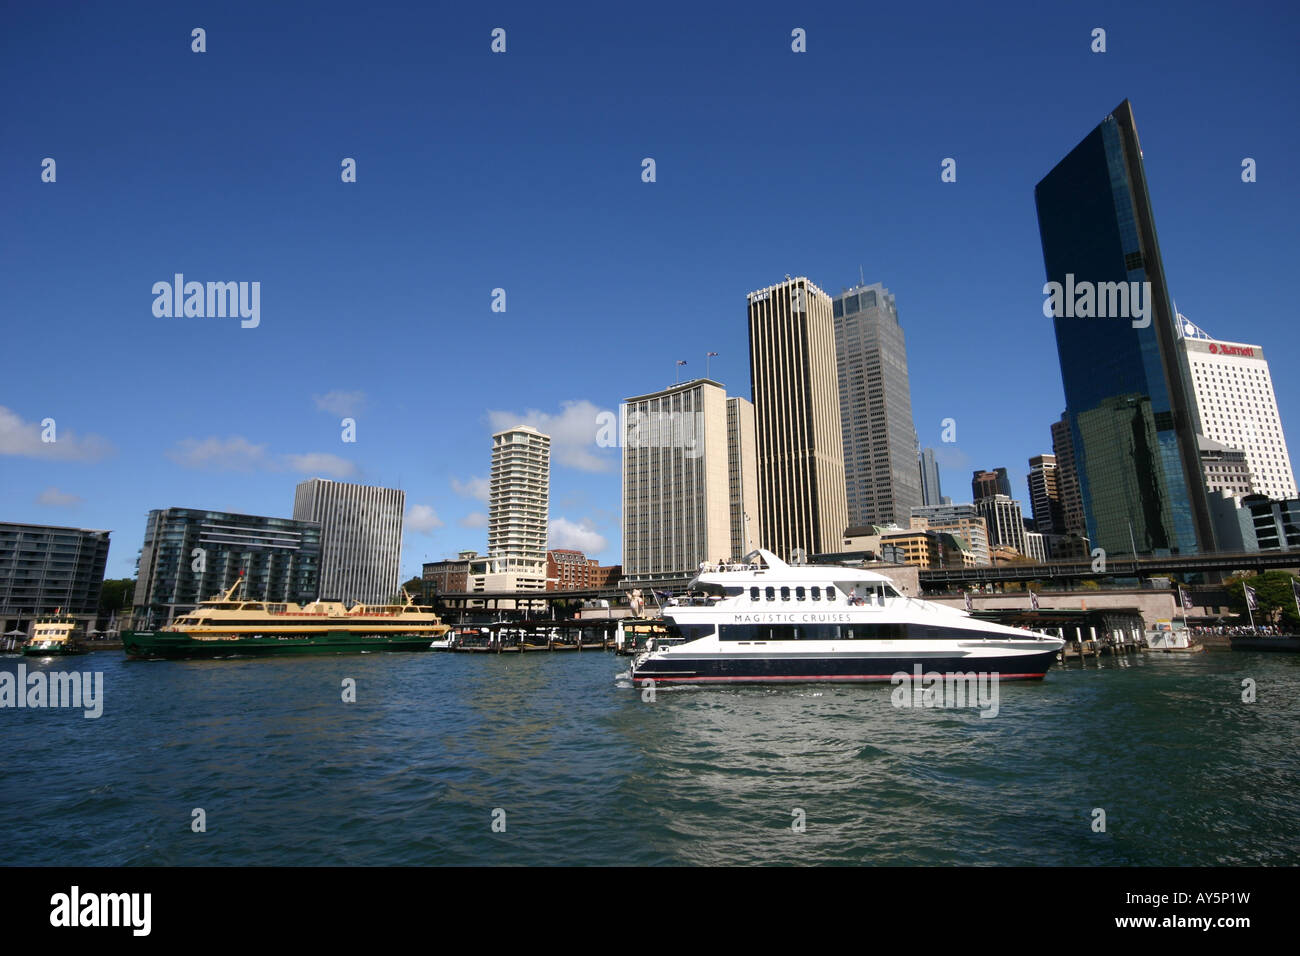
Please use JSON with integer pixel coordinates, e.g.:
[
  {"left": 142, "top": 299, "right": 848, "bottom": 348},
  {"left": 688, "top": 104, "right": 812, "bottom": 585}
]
[{"left": 1034, "top": 100, "right": 1214, "bottom": 556}]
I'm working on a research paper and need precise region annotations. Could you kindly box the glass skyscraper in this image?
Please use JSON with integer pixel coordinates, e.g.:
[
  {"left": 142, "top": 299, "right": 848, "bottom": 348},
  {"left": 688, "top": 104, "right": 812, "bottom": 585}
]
[{"left": 1034, "top": 100, "right": 1214, "bottom": 556}]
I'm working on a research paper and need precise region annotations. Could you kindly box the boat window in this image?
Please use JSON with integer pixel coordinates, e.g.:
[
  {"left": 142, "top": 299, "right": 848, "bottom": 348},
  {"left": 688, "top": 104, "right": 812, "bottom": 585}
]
[
  {"left": 780, "top": 586, "right": 790, "bottom": 601},
  {"left": 811, "top": 586, "right": 821, "bottom": 601},
  {"left": 765, "top": 587, "right": 775, "bottom": 601},
  {"left": 749, "top": 587, "right": 760, "bottom": 600},
  {"left": 825, "top": 587, "right": 836, "bottom": 602},
  {"left": 796, "top": 586, "right": 806, "bottom": 600}
]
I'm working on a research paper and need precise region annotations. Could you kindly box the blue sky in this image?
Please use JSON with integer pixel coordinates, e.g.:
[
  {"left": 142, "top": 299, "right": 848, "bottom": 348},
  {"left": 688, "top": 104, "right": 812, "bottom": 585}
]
[{"left": 2, "top": 0, "right": 1297, "bottom": 580}]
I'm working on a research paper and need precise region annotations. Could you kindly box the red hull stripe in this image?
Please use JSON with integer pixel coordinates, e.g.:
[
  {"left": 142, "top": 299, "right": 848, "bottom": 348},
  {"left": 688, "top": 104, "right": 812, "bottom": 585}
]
[{"left": 634, "top": 673, "right": 1048, "bottom": 682}]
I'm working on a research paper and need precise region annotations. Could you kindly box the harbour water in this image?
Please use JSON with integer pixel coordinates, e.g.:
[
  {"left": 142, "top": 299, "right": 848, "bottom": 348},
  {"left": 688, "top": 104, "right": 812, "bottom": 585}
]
[{"left": 2, "top": 650, "right": 1298, "bottom": 866}]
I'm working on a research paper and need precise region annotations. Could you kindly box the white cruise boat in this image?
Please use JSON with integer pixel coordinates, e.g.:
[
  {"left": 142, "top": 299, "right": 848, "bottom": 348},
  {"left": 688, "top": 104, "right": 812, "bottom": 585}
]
[{"left": 627, "top": 550, "right": 1065, "bottom": 685}]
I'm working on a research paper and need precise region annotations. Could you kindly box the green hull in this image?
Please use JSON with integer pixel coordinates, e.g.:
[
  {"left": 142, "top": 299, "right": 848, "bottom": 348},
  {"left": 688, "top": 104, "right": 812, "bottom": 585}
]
[
  {"left": 122, "top": 629, "right": 439, "bottom": 660},
  {"left": 21, "top": 644, "right": 88, "bottom": 657}
]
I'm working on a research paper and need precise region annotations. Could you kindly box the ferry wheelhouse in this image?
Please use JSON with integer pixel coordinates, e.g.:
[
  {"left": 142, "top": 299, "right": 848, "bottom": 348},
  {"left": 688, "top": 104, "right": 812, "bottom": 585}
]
[{"left": 628, "top": 549, "right": 1065, "bottom": 684}]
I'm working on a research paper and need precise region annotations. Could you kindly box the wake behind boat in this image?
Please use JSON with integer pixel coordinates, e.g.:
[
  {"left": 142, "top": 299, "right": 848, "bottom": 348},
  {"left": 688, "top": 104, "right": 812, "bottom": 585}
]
[
  {"left": 627, "top": 549, "right": 1065, "bottom": 685},
  {"left": 123, "top": 579, "right": 451, "bottom": 659}
]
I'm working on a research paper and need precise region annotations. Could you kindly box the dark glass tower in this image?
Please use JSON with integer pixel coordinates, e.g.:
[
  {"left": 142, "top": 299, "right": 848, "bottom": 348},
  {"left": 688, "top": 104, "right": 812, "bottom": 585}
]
[{"left": 1034, "top": 100, "right": 1214, "bottom": 556}]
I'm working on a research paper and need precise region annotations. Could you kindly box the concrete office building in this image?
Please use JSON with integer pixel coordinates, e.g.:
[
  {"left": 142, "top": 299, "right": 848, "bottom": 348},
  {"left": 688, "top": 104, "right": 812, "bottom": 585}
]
[
  {"left": 910, "top": 502, "right": 991, "bottom": 566},
  {"left": 748, "top": 276, "right": 848, "bottom": 560},
  {"left": 1027, "top": 454, "right": 1066, "bottom": 534},
  {"left": 1199, "top": 437, "right": 1255, "bottom": 498},
  {"left": 293, "top": 479, "right": 404, "bottom": 604},
  {"left": 832, "top": 282, "right": 922, "bottom": 527},
  {"left": 134, "top": 508, "right": 319, "bottom": 624},
  {"left": 622, "top": 379, "right": 756, "bottom": 585},
  {"left": 976, "top": 494, "right": 1028, "bottom": 556}
]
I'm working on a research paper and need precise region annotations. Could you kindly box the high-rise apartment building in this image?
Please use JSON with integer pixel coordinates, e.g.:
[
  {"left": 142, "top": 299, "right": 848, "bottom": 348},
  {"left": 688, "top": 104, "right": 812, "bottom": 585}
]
[
  {"left": 748, "top": 276, "right": 848, "bottom": 560},
  {"left": 0, "top": 522, "right": 111, "bottom": 632},
  {"left": 919, "top": 447, "right": 943, "bottom": 507},
  {"left": 293, "top": 479, "right": 403, "bottom": 604},
  {"left": 1177, "top": 316, "right": 1295, "bottom": 501},
  {"left": 832, "top": 282, "right": 922, "bottom": 527},
  {"left": 134, "top": 508, "right": 319, "bottom": 623},
  {"left": 621, "top": 379, "right": 756, "bottom": 584},
  {"left": 1027, "top": 454, "right": 1065, "bottom": 534},
  {"left": 1035, "top": 99, "right": 1214, "bottom": 556},
  {"left": 481, "top": 425, "right": 550, "bottom": 591}
]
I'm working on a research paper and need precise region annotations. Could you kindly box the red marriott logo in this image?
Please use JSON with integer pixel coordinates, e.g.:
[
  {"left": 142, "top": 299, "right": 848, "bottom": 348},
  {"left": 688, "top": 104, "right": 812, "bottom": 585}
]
[{"left": 1208, "top": 343, "right": 1254, "bottom": 356}]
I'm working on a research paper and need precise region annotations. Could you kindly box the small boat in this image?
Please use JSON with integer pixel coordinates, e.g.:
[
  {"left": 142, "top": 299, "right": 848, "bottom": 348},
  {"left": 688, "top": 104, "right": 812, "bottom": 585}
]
[{"left": 22, "top": 615, "right": 88, "bottom": 657}]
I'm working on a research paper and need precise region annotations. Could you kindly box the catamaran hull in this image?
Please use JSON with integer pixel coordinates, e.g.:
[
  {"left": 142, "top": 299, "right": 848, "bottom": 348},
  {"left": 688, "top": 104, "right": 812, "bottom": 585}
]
[
  {"left": 122, "top": 630, "right": 443, "bottom": 660},
  {"left": 629, "top": 647, "right": 1061, "bottom": 684}
]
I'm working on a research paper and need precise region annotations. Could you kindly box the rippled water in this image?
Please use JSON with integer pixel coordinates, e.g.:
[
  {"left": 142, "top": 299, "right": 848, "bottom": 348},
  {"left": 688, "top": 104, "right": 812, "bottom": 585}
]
[{"left": 2, "top": 649, "right": 1298, "bottom": 865}]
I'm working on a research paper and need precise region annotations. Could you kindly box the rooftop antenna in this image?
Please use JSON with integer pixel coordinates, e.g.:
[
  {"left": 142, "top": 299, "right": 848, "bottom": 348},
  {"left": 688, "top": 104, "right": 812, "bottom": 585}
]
[{"left": 859, "top": 265, "right": 865, "bottom": 287}]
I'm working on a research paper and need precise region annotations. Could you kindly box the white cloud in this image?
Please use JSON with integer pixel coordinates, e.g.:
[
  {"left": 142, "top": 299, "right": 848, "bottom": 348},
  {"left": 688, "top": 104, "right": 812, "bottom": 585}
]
[
  {"left": 282, "top": 452, "right": 357, "bottom": 478},
  {"left": 451, "top": 476, "right": 490, "bottom": 502},
  {"left": 458, "top": 511, "right": 488, "bottom": 529},
  {"left": 167, "top": 436, "right": 357, "bottom": 477},
  {"left": 0, "top": 406, "right": 113, "bottom": 461},
  {"left": 549, "top": 516, "right": 608, "bottom": 554},
  {"left": 486, "top": 400, "right": 615, "bottom": 472},
  {"left": 313, "top": 390, "right": 367, "bottom": 417},
  {"left": 36, "top": 487, "right": 83, "bottom": 508},
  {"left": 407, "top": 504, "right": 443, "bottom": 534}
]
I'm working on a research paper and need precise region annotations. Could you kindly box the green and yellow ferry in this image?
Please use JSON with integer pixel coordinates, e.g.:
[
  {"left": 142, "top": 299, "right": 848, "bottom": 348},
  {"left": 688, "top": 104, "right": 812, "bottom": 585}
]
[
  {"left": 123, "top": 580, "right": 451, "bottom": 660},
  {"left": 22, "top": 615, "right": 88, "bottom": 657}
]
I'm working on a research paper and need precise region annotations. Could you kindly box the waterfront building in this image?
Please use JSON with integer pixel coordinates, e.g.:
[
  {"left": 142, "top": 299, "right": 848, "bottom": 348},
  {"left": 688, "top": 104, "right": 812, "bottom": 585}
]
[
  {"left": 134, "top": 508, "right": 319, "bottom": 624},
  {"left": 476, "top": 425, "right": 550, "bottom": 591},
  {"left": 1035, "top": 99, "right": 1214, "bottom": 556},
  {"left": 832, "top": 282, "right": 922, "bottom": 527},
  {"left": 621, "top": 379, "right": 750, "bottom": 585},
  {"left": 1027, "top": 454, "right": 1066, "bottom": 534},
  {"left": 975, "top": 494, "right": 1028, "bottom": 556},
  {"left": 0, "top": 522, "right": 111, "bottom": 634},
  {"left": 1024, "top": 531, "right": 1047, "bottom": 563},
  {"left": 1177, "top": 316, "right": 1296, "bottom": 501},
  {"left": 293, "top": 478, "right": 403, "bottom": 604},
  {"left": 546, "top": 549, "right": 621, "bottom": 591},
  {"left": 748, "top": 276, "right": 848, "bottom": 560},
  {"left": 919, "top": 447, "right": 943, "bottom": 507},
  {"left": 1050, "top": 412, "right": 1087, "bottom": 535},
  {"left": 423, "top": 550, "right": 479, "bottom": 594},
  {"left": 909, "top": 503, "right": 991, "bottom": 566},
  {"left": 972, "top": 469, "right": 1012, "bottom": 501},
  {"left": 1198, "top": 437, "right": 1255, "bottom": 498}
]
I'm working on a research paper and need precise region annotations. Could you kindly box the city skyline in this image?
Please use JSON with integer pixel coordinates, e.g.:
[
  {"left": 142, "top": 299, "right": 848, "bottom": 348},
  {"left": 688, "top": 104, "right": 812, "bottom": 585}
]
[{"left": 3, "top": 2, "right": 1297, "bottom": 579}]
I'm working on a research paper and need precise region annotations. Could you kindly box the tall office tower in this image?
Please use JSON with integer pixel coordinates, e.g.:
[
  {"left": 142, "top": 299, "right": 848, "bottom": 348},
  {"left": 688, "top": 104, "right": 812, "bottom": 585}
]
[
  {"left": 293, "top": 479, "right": 403, "bottom": 604},
  {"left": 748, "top": 276, "right": 848, "bottom": 560},
  {"left": 919, "top": 447, "right": 943, "bottom": 506},
  {"left": 976, "top": 495, "right": 1028, "bottom": 555},
  {"left": 134, "top": 509, "right": 319, "bottom": 623},
  {"left": 726, "top": 395, "right": 762, "bottom": 560},
  {"left": 972, "top": 468, "right": 1012, "bottom": 501},
  {"left": 0, "top": 523, "right": 111, "bottom": 633},
  {"left": 1177, "top": 316, "right": 1296, "bottom": 500},
  {"left": 1035, "top": 100, "right": 1213, "bottom": 556},
  {"left": 832, "top": 282, "right": 923, "bottom": 527},
  {"left": 621, "top": 380, "right": 758, "bottom": 585},
  {"left": 1050, "top": 412, "right": 1087, "bottom": 535},
  {"left": 484, "top": 425, "right": 551, "bottom": 591},
  {"left": 1027, "top": 454, "right": 1066, "bottom": 534}
]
